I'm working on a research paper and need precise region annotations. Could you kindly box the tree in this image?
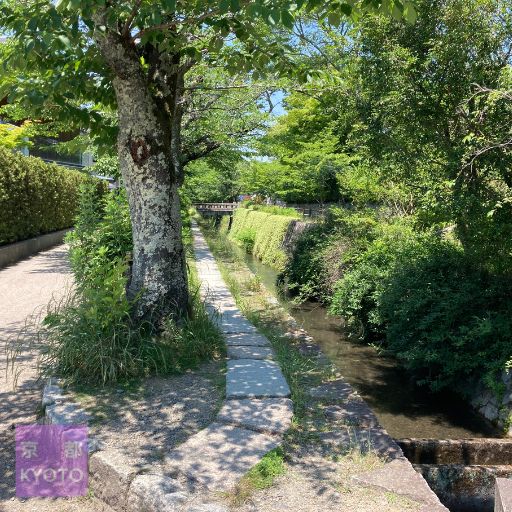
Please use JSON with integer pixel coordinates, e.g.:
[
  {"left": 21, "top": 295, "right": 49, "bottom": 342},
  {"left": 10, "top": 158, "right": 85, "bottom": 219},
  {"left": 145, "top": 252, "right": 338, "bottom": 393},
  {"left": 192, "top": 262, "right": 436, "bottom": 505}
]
[{"left": 0, "top": 0, "right": 414, "bottom": 322}]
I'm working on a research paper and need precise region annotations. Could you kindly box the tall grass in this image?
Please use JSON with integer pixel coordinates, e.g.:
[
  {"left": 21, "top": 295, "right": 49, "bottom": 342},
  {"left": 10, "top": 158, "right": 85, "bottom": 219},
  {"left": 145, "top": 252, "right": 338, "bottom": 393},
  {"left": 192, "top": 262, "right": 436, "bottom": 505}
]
[
  {"left": 7, "top": 211, "right": 224, "bottom": 387},
  {"left": 11, "top": 259, "right": 224, "bottom": 386}
]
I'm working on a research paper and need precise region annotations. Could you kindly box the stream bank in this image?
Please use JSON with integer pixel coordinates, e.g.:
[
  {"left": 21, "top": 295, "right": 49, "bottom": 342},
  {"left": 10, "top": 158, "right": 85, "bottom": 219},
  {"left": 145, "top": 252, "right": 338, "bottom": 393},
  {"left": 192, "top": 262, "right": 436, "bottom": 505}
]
[
  {"left": 235, "top": 245, "right": 510, "bottom": 512},
  {"left": 241, "top": 249, "right": 498, "bottom": 440}
]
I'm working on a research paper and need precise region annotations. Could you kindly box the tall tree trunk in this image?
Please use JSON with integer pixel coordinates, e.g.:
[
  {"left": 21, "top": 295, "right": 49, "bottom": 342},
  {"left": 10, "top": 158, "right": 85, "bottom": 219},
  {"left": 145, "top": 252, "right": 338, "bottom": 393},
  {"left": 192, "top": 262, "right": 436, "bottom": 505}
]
[
  {"left": 95, "top": 30, "right": 188, "bottom": 322},
  {"left": 115, "top": 79, "right": 188, "bottom": 322}
]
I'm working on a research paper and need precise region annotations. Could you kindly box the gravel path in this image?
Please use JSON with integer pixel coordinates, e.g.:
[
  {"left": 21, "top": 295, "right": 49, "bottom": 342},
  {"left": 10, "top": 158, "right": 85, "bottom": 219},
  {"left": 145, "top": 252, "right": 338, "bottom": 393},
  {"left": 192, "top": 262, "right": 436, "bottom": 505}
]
[{"left": 0, "top": 245, "right": 112, "bottom": 511}]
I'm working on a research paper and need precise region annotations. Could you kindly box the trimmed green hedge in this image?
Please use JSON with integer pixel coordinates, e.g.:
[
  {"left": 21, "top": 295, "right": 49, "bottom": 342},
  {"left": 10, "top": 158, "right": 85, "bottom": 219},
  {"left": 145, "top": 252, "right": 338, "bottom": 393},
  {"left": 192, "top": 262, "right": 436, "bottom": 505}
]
[
  {"left": 229, "top": 208, "right": 295, "bottom": 271},
  {"left": 0, "top": 147, "right": 97, "bottom": 245}
]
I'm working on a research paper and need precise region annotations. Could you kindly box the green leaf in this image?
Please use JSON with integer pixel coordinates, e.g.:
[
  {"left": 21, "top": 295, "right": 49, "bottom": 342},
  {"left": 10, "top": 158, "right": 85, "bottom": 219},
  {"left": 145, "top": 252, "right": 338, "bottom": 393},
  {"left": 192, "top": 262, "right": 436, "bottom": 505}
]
[
  {"left": 55, "top": 0, "right": 68, "bottom": 9},
  {"left": 162, "top": 0, "right": 176, "bottom": 12},
  {"left": 404, "top": 5, "right": 417, "bottom": 24},
  {"left": 327, "top": 11, "right": 341, "bottom": 26},
  {"left": 281, "top": 10, "right": 294, "bottom": 29},
  {"left": 340, "top": 3, "right": 352, "bottom": 16},
  {"left": 58, "top": 35, "right": 71, "bottom": 48}
]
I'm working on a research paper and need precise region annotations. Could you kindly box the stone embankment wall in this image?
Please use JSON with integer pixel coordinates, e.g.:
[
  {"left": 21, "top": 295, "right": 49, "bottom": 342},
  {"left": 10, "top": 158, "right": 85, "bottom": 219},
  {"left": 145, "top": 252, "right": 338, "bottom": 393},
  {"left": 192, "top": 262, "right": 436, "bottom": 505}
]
[
  {"left": 281, "top": 220, "right": 315, "bottom": 256},
  {"left": 470, "top": 371, "right": 512, "bottom": 436}
]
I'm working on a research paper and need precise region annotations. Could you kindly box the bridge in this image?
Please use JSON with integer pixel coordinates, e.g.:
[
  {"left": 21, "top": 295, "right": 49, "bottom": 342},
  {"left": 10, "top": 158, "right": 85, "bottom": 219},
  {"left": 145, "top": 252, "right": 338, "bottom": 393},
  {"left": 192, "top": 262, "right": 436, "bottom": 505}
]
[{"left": 193, "top": 203, "right": 238, "bottom": 216}]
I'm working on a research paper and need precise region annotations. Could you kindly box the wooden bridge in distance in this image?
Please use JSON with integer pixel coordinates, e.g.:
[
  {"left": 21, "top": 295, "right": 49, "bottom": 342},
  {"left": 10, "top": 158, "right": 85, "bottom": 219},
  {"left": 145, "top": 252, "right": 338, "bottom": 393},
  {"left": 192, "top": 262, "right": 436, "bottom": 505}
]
[
  {"left": 193, "top": 202, "right": 332, "bottom": 218},
  {"left": 193, "top": 203, "right": 238, "bottom": 216}
]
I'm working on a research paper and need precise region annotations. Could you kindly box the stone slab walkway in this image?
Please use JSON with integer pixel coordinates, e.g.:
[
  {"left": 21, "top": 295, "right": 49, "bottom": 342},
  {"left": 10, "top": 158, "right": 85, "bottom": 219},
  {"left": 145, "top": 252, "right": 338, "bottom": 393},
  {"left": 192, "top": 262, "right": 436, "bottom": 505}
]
[{"left": 164, "top": 222, "right": 293, "bottom": 492}]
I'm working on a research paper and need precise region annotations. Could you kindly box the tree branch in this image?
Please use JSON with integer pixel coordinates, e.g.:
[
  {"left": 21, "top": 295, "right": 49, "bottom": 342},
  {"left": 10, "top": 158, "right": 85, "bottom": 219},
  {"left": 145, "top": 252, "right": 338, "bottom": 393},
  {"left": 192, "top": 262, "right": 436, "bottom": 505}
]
[{"left": 122, "top": 0, "right": 142, "bottom": 39}]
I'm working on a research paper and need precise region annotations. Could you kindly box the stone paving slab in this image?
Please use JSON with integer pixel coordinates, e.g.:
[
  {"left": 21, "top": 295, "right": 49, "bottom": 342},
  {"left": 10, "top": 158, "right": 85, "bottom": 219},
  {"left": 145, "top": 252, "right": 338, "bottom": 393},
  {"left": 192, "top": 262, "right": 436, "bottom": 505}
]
[
  {"left": 495, "top": 478, "right": 512, "bottom": 512},
  {"left": 224, "top": 332, "right": 270, "bottom": 347},
  {"left": 227, "top": 345, "right": 274, "bottom": 360},
  {"left": 352, "top": 458, "right": 449, "bottom": 510},
  {"left": 308, "top": 379, "right": 360, "bottom": 402},
  {"left": 323, "top": 401, "right": 381, "bottom": 428},
  {"left": 205, "top": 300, "right": 239, "bottom": 313},
  {"left": 166, "top": 422, "right": 280, "bottom": 491},
  {"left": 217, "top": 398, "right": 293, "bottom": 435},
  {"left": 185, "top": 505, "right": 228, "bottom": 512},
  {"left": 226, "top": 359, "right": 291, "bottom": 398},
  {"left": 217, "top": 310, "right": 259, "bottom": 334}
]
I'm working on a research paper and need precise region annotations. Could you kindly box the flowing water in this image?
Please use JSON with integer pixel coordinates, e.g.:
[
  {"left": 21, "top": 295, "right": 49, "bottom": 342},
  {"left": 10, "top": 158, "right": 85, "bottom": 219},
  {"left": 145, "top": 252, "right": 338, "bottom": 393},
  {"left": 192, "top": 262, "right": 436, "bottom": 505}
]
[{"left": 242, "top": 251, "right": 499, "bottom": 440}]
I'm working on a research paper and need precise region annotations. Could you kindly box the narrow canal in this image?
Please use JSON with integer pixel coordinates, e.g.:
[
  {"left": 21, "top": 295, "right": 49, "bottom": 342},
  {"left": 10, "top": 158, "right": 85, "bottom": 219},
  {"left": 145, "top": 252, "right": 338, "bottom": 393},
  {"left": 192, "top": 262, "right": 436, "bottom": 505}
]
[{"left": 242, "top": 251, "right": 499, "bottom": 440}]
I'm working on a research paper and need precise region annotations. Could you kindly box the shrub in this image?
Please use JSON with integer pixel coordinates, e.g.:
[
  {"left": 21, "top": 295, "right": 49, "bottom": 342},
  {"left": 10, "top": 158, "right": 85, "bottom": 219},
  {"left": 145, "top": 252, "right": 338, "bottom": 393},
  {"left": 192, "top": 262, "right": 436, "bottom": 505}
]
[
  {"left": 329, "top": 221, "right": 422, "bottom": 338},
  {"left": 329, "top": 222, "right": 512, "bottom": 394},
  {"left": 0, "top": 147, "right": 101, "bottom": 245},
  {"left": 280, "top": 208, "right": 379, "bottom": 302},
  {"left": 278, "top": 224, "right": 332, "bottom": 301},
  {"left": 38, "top": 258, "right": 224, "bottom": 385},
  {"left": 66, "top": 185, "right": 132, "bottom": 287},
  {"left": 235, "top": 227, "right": 256, "bottom": 252},
  {"left": 34, "top": 188, "right": 223, "bottom": 385},
  {"left": 379, "top": 241, "right": 512, "bottom": 394}
]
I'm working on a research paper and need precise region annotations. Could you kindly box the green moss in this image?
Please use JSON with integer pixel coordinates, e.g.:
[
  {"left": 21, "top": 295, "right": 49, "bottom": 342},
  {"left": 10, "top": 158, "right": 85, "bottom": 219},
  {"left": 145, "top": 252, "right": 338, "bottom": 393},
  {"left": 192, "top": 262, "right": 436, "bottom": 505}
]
[{"left": 229, "top": 208, "right": 295, "bottom": 271}]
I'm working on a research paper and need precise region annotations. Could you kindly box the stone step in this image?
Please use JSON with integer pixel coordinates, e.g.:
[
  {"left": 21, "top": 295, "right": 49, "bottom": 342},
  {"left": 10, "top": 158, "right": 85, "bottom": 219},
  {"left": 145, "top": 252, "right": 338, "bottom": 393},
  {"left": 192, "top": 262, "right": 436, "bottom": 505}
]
[
  {"left": 224, "top": 332, "right": 270, "bottom": 347},
  {"left": 226, "top": 359, "right": 291, "bottom": 398},
  {"left": 227, "top": 345, "right": 274, "bottom": 360},
  {"left": 166, "top": 422, "right": 280, "bottom": 491},
  {"left": 217, "top": 398, "right": 293, "bottom": 435},
  {"left": 215, "top": 310, "right": 259, "bottom": 334}
]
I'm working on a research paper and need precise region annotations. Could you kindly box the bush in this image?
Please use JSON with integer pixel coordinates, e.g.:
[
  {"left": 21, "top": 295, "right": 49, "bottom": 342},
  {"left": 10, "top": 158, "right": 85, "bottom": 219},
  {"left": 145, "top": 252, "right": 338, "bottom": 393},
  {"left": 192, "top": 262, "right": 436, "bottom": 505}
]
[
  {"left": 329, "top": 221, "right": 423, "bottom": 338},
  {"left": 329, "top": 222, "right": 512, "bottom": 394},
  {"left": 280, "top": 208, "right": 379, "bottom": 302},
  {"left": 35, "top": 187, "right": 223, "bottom": 385},
  {"left": 39, "top": 258, "right": 224, "bottom": 385},
  {"left": 379, "top": 241, "right": 512, "bottom": 394},
  {"left": 235, "top": 227, "right": 256, "bottom": 252},
  {"left": 0, "top": 147, "right": 101, "bottom": 245},
  {"left": 66, "top": 184, "right": 132, "bottom": 287},
  {"left": 229, "top": 207, "right": 296, "bottom": 271}
]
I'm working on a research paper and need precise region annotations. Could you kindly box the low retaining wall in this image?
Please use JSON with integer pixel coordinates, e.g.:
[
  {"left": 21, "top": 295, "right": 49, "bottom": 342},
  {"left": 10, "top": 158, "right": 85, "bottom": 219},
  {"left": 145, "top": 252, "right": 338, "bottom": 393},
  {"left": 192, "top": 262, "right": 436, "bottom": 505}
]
[
  {"left": 397, "top": 438, "right": 512, "bottom": 512},
  {"left": 0, "top": 228, "right": 71, "bottom": 269}
]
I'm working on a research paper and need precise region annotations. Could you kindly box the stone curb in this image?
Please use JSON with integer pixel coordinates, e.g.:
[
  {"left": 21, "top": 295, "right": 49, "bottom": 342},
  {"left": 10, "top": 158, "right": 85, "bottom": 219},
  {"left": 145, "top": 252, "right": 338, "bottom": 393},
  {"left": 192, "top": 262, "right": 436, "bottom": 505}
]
[{"left": 0, "top": 228, "right": 71, "bottom": 269}]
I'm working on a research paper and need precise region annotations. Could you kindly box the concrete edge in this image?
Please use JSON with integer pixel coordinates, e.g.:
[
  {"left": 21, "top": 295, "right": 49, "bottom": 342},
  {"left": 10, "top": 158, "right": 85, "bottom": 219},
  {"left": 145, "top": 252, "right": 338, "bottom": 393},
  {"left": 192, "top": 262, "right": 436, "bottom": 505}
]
[{"left": 0, "top": 228, "right": 71, "bottom": 269}]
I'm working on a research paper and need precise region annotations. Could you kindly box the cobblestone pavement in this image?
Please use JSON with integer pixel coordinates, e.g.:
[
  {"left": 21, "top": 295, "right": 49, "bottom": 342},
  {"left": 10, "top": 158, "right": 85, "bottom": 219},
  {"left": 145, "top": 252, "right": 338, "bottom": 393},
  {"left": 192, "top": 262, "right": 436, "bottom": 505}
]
[{"left": 0, "top": 246, "right": 111, "bottom": 511}]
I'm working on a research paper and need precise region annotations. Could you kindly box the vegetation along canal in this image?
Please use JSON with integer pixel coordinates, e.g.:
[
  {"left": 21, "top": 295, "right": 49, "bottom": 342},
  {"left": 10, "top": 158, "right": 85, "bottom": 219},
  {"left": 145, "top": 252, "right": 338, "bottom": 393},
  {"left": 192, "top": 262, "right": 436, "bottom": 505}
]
[{"left": 242, "top": 251, "right": 499, "bottom": 440}]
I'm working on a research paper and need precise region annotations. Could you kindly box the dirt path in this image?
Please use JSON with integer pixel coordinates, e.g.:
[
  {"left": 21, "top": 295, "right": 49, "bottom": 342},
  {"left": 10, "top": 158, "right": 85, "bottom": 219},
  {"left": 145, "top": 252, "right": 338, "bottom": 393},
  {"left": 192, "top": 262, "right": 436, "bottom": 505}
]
[{"left": 0, "top": 246, "right": 111, "bottom": 511}]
